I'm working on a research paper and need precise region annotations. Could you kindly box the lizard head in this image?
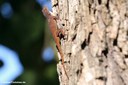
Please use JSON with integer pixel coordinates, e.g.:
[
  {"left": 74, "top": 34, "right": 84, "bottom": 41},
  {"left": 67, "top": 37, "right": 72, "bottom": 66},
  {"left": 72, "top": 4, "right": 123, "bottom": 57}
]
[{"left": 42, "top": 6, "right": 51, "bottom": 17}]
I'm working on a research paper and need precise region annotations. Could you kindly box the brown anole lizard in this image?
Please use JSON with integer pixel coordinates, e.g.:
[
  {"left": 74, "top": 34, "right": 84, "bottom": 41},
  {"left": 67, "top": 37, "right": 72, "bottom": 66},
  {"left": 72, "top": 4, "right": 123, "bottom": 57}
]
[{"left": 42, "top": 7, "right": 69, "bottom": 79}]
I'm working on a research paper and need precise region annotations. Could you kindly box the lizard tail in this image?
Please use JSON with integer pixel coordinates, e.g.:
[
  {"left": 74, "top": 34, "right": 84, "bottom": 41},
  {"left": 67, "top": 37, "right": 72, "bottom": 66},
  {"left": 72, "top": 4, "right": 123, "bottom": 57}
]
[{"left": 57, "top": 46, "right": 69, "bottom": 79}]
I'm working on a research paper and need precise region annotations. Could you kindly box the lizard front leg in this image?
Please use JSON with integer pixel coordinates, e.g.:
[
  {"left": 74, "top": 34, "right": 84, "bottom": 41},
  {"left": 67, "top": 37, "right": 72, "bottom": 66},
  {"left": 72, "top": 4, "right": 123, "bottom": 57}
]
[{"left": 56, "top": 29, "right": 65, "bottom": 39}]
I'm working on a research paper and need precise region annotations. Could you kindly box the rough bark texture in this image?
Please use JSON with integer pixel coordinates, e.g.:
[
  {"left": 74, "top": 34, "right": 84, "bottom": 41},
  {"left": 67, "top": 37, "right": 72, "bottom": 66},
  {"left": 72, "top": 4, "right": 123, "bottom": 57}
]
[{"left": 51, "top": 0, "right": 128, "bottom": 85}]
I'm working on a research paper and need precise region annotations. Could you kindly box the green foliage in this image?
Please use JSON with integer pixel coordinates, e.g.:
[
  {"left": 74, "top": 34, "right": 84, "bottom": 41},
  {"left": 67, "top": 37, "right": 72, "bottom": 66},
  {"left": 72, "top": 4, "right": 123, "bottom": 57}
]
[{"left": 0, "top": 0, "right": 58, "bottom": 85}]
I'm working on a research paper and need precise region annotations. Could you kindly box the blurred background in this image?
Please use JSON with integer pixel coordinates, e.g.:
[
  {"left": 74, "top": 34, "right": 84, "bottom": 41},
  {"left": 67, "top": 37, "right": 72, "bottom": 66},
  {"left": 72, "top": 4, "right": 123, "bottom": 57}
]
[{"left": 0, "top": 0, "right": 59, "bottom": 85}]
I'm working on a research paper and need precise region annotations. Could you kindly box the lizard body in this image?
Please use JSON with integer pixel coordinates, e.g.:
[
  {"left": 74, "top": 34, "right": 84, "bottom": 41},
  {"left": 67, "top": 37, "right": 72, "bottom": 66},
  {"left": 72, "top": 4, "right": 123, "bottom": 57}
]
[{"left": 42, "top": 7, "right": 69, "bottom": 79}]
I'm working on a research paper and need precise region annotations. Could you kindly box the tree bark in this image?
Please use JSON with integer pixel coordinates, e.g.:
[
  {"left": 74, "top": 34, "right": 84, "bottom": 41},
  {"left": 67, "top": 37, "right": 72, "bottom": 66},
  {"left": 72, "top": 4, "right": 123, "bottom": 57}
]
[{"left": 51, "top": 0, "right": 128, "bottom": 85}]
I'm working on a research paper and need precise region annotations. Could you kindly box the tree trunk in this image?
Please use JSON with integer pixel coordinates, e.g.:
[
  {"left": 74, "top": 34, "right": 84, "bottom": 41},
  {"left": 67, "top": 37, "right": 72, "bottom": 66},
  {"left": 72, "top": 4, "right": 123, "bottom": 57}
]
[{"left": 51, "top": 0, "right": 128, "bottom": 85}]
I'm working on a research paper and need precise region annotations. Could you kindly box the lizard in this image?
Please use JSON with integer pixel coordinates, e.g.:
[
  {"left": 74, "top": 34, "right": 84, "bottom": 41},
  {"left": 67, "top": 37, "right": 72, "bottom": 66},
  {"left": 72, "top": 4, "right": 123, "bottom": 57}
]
[{"left": 42, "top": 6, "right": 69, "bottom": 79}]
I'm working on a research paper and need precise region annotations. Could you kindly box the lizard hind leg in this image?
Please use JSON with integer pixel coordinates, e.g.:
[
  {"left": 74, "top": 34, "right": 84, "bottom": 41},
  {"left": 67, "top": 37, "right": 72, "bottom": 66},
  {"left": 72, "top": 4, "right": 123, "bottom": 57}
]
[{"left": 55, "top": 45, "right": 64, "bottom": 64}]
